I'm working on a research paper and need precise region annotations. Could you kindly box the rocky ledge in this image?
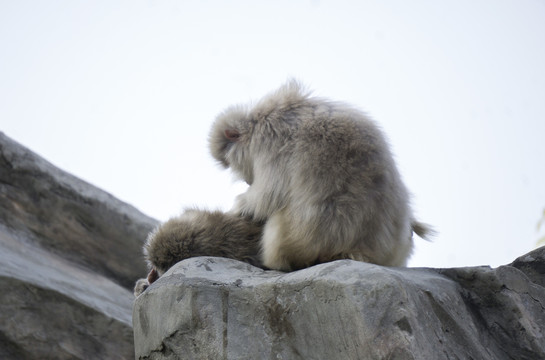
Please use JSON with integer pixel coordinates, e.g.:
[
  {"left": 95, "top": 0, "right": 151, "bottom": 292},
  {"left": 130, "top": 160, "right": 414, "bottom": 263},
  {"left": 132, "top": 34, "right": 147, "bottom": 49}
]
[
  {"left": 134, "top": 248, "right": 544, "bottom": 360},
  {"left": 0, "top": 132, "right": 157, "bottom": 359}
]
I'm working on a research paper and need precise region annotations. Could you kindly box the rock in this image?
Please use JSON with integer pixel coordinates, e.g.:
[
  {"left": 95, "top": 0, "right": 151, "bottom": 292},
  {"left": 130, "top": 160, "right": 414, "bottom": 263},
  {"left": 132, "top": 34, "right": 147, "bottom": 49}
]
[
  {"left": 0, "top": 132, "right": 158, "bottom": 289},
  {"left": 133, "top": 247, "right": 545, "bottom": 360},
  {"left": 0, "top": 133, "right": 159, "bottom": 359},
  {"left": 0, "top": 223, "right": 134, "bottom": 360}
]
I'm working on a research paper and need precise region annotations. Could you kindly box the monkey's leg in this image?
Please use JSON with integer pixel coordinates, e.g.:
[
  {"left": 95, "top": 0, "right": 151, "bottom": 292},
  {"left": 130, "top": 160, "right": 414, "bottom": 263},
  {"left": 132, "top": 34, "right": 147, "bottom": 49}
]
[
  {"left": 261, "top": 211, "right": 322, "bottom": 271},
  {"left": 261, "top": 212, "right": 293, "bottom": 271}
]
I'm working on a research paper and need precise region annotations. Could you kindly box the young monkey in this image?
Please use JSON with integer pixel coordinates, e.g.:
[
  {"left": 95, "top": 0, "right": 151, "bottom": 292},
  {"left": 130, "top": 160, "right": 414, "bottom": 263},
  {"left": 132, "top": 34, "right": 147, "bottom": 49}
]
[
  {"left": 209, "top": 80, "right": 430, "bottom": 271},
  {"left": 134, "top": 208, "right": 264, "bottom": 297}
]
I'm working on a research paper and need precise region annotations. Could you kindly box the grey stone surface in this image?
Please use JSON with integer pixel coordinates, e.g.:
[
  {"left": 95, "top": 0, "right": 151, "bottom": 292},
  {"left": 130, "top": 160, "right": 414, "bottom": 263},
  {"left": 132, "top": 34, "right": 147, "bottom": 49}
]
[
  {"left": 134, "top": 247, "right": 545, "bottom": 360},
  {"left": 0, "top": 132, "right": 158, "bottom": 289},
  {"left": 0, "top": 133, "right": 159, "bottom": 359},
  {"left": 0, "top": 230, "right": 134, "bottom": 359}
]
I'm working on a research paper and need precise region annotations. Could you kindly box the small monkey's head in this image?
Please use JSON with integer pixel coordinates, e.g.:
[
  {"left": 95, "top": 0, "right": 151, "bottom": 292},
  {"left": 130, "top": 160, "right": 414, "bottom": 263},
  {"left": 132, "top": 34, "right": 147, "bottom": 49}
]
[
  {"left": 209, "top": 105, "right": 256, "bottom": 184},
  {"left": 143, "top": 208, "right": 264, "bottom": 279},
  {"left": 143, "top": 209, "right": 204, "bottom": 275}
]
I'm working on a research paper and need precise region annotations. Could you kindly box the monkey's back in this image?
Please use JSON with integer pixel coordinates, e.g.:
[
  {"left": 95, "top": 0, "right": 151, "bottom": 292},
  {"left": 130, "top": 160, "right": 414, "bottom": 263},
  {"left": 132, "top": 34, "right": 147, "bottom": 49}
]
[{"left": 284, "top": 101, "right": 413, "bottom": 266}]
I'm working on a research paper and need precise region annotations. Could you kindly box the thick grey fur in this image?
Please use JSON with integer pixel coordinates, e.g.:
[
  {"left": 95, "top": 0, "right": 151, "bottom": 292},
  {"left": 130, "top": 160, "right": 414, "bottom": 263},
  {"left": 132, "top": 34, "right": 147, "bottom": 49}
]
[
  {"left": 209, "top": 80, "right": 430, "bottom": 271},
  {"left": 133, "top": 209, "right": 264, "bottom": 297}
]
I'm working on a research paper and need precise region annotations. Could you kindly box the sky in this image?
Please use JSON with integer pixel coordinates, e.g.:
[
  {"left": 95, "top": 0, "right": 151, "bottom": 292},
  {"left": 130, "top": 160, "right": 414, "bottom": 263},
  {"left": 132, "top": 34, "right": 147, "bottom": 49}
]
[{"left": 2, "top": 0, "right": 544, "bottom": 269}]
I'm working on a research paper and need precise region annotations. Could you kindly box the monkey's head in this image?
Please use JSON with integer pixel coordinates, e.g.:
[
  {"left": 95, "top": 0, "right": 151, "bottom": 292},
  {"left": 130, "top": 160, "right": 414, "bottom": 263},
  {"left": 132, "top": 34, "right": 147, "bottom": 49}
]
[
  {"left": 143, "top": 209, "right": 206, "bottom": 275},
  {"left": 209, "top": 79, "right": 311, "bottom": 185},
  {"left": 209, "top": 105, "right": 256, "bottom": 184}
]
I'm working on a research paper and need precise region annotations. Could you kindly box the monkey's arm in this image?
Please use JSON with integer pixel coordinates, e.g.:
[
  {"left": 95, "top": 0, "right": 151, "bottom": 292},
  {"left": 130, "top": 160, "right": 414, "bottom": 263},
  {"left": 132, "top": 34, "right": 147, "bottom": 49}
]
[{"left": 233, "top": 166, "right": 289, "bottom": 220}]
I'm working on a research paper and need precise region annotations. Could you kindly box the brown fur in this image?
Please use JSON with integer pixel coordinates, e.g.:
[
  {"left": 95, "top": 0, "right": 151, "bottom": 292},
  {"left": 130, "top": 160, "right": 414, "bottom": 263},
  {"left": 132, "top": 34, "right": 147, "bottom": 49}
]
[{"left": 133, "top": 209, "right": 264, "bottom": 296}]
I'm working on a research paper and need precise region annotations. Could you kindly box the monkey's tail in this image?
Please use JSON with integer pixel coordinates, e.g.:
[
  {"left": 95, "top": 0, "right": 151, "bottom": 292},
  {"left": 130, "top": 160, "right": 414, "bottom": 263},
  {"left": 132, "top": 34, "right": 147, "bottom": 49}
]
[{"left": 412, "top": 221, "right": 436, "bottom": 241}]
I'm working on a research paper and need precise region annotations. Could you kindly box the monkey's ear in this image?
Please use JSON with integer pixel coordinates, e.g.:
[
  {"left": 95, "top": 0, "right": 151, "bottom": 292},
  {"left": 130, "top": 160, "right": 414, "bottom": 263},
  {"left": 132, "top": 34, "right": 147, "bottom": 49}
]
[
  {"left": 147, "top": 268, "right": 159, "bottom": 284},
  {"left": 224, "top": 129, "right": 241, "bottom": 142}
]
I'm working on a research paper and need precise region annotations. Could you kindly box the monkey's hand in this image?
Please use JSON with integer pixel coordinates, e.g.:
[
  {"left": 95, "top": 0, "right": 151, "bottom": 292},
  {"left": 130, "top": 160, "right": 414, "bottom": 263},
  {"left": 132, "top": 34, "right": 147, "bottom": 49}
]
[
  {"left": 134, "top": 268, "right": 161, "bottom": 297},
  {"left": 232, "top": 192, "right": 256, "bottom": 218},
  {"left": 133, "top": 278, "right": 149, "bottom": 297},
  {"left": 233, "top": 187, "right": 282, "bottom": 220}
]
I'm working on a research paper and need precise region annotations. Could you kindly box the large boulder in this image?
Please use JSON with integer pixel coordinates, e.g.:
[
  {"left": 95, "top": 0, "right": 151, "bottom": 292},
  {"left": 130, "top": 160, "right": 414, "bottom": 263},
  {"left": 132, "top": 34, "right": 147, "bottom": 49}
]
[
  {"left": 0, "top": 223, "right": 135, "bottom": 359},
  {"left": 0, "top": 133, "right": 158, "bottom": 359},
  {"left": 133, "top": 247, "right": 545, "bottom": 360},
  {"left": 0, "top": 132, "right": 157, "bottom": 289}
]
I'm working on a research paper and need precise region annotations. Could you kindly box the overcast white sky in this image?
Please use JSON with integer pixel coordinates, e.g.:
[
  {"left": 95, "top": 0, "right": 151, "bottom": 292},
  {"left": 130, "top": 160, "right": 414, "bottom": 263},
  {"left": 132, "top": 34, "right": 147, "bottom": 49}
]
[{"left": 2, "top": 0, "right": 544, "bottom": 269}]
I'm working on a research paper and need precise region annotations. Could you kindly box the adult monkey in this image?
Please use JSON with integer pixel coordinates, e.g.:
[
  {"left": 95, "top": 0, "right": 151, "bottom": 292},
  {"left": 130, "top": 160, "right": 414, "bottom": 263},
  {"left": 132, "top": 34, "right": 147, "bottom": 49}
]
[{"left": 210, "top": 80, "right": 431, "bottom": 271}]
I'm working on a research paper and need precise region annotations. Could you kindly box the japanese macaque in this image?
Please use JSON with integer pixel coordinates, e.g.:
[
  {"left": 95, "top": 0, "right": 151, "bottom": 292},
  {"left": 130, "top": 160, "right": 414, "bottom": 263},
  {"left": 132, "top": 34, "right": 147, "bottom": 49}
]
[
  {"left": 209, "top": 80, "right": 430, "bottom": 271},
  {"left": 133, "top": 209, "right": 264, "bottom": 297}
]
